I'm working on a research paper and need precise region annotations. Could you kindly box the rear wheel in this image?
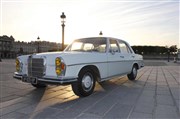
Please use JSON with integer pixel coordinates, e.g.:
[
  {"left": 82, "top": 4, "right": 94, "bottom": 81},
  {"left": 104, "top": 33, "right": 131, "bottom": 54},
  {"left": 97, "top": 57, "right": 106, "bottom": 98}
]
[
  {"left": 71, "top": 68, "right": 96, "bottom": 97},
  {"left": 127, "top": 65, "right": 138, "bottom": 80}
]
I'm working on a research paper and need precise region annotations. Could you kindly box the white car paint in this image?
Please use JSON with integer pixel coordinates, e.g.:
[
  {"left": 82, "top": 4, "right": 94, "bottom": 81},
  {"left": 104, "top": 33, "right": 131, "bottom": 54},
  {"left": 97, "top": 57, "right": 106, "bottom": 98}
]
[{"left": 14, "top": 37, "right": 143, "bottom": 85}]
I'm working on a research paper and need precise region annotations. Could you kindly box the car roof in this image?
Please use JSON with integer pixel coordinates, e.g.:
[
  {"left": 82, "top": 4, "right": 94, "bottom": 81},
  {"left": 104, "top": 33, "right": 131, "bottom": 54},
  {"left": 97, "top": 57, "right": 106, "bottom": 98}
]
[{"left": 77, "top": 37, "right": 126, "bottom": 43}]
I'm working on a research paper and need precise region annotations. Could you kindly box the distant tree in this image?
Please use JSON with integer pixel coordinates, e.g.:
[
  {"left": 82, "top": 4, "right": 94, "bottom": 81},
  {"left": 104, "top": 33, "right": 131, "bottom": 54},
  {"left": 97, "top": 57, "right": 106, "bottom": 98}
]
[
  {"left": 169, "top": 45, "right": 177, "bottom": 54},
  {"left": 132, "top": 46, "right": 168, "bottom": 55}
]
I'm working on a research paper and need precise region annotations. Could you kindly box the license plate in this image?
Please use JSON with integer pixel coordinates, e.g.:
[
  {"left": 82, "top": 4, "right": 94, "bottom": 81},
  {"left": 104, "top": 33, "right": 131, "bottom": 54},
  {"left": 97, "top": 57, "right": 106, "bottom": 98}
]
[
  {"left": 22, "top": 77, "right": 37, "bottom": 84},
  {"left": 31, "top": 77, "right": 37, "bottom": 84},
  {"left": 22, "top": 77, "right": 31, "bottom": 83}
]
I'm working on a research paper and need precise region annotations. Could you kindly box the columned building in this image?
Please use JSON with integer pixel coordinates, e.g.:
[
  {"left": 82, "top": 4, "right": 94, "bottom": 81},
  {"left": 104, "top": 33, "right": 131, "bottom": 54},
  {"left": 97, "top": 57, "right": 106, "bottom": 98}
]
[
  {"left": 13, "top": 41, "right": 36, "bottom": 55},
  {"left": 0, "top": 35, "right": 14, "bottom": 58},
  {"left": 0, "top": 35, "right": 62, "bottom": 58}
]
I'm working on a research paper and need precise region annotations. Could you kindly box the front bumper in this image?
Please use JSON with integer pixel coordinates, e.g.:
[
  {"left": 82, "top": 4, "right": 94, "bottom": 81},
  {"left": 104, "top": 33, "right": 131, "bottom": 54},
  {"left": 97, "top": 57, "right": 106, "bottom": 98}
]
[{"left": 13, "top": 72, "right": 78, "bottom": 85}]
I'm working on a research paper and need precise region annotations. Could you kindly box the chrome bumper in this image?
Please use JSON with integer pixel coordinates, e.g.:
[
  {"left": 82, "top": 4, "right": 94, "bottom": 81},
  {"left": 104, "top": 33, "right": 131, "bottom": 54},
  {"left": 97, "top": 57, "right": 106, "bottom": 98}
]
[{"left": 13, "top": 72, "right": 78, "bottom": 85}]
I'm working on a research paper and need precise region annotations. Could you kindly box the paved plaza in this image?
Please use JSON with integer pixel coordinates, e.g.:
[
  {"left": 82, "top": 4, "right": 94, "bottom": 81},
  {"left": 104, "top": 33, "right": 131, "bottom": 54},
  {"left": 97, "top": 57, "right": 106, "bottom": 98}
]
[{"left": 0, "top": 59, "right": 180, "bottom": 119}]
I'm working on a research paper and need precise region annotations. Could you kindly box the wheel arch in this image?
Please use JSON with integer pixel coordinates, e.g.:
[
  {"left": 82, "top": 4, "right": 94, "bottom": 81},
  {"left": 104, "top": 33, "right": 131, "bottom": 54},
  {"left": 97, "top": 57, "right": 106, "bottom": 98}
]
[
  {"left": 79, "top": 65, "right": 101, "bottom": 82},
  {"left": 132, "top": 62, "right": 139, "bottom": 70}
]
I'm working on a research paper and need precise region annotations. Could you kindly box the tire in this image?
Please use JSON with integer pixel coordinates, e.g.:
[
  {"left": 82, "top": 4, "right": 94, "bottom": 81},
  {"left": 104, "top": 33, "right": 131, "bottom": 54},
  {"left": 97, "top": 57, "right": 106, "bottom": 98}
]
[
  {"left": 31, "top": 83, "right": 47, "bottom": 88},
  {"left": 127, "top": 65, "right": 138, "bottom": 80},
  {"left": 71, "top": 68, "right": 96, "bottom": 97}
]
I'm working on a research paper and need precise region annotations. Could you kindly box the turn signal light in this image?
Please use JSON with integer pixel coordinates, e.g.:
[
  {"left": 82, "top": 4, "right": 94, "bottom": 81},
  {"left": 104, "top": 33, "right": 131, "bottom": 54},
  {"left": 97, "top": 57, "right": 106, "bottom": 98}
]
[
  {"left": 61, "top": 62, "right": 65, "bottom": 70},
  {"left": 56, "top": 67, "right": 61, "bottom": 76}
]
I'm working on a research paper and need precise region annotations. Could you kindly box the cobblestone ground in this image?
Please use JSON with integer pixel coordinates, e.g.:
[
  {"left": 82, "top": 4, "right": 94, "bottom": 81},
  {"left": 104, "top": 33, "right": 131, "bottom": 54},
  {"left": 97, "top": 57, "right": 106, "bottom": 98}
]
[{"left": 0, "top": 60, "right": 180, "bottom": 119}]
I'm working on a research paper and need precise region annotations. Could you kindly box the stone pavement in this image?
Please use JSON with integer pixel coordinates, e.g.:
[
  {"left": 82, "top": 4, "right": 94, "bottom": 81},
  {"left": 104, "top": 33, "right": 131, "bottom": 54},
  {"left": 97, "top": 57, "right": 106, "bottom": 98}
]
[
  {"left": 0, "top": 59, "right": 180, "bottom": 119},
  {"left": 144, "top": 60, "right": 180, "bottom": 66}
]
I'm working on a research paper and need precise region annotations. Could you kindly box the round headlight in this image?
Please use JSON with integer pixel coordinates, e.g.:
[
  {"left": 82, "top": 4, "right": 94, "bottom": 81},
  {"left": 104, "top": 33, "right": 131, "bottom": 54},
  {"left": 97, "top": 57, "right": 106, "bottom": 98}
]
[
  {"left": 56, "top": 67, "right": 61, "bottom": 76},
  {"left": 16, "top": 58, "right": 20, "bottom": 72},
  {"left": 55, "top": 57, "right": 61, "bottom": 66}
]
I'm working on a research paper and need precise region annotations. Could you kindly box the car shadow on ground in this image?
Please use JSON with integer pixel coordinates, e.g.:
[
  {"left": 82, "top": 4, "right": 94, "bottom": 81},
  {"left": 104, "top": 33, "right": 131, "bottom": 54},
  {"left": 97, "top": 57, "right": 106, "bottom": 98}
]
[{"left": 7, "top": 77, "right": 148, "bottom": 118}]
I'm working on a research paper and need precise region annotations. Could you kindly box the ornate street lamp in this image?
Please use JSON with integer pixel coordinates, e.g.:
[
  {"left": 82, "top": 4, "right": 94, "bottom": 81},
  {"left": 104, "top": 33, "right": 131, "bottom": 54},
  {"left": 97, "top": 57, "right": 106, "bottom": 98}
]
[
  {"left": 37, "top": 36, "right": 40, "bottom": 53},
  {"left": 60, "top": 12, "right": 66, "bottom": 50},
  {"left": 99, "top": 31, "right": 103, "bottom": 36}
]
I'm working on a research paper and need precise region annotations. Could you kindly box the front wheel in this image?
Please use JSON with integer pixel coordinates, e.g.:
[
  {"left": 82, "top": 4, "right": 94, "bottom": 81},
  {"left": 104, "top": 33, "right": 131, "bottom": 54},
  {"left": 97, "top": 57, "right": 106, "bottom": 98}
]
[
  {"left": 127, "top": 65, "right": 138, "bottom": 80},
  {"left": 71, "top": 68, "right": 96, "bottom": 97}
]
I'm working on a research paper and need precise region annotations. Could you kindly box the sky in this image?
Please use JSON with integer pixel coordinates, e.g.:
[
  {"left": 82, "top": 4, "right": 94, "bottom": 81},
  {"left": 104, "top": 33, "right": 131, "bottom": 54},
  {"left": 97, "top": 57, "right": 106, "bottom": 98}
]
[{"left": 0, "top": 0, "right": 179, "bottom": 47}]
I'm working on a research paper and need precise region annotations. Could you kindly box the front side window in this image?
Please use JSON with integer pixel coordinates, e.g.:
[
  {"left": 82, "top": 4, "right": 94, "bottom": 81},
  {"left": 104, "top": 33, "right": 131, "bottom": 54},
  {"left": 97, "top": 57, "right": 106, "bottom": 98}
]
[{"left": 65, "top": 38, "right": 107, "bottom": 53}]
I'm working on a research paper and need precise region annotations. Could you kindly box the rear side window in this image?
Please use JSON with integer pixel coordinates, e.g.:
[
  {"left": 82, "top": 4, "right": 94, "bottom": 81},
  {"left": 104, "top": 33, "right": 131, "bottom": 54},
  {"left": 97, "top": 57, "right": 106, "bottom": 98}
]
[
  {"left": 109, "top": 39, "right": 120, "bottom": 53},
  {"left": 118, "top": 41, "right": 132, "bottom": 54}
]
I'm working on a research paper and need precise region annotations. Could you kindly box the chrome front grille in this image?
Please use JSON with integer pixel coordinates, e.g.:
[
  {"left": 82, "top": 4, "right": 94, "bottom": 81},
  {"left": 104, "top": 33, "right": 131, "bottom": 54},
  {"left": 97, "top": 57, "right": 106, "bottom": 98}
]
[{"left": 28, "top": 57, "right": 44, "bottom": 77}]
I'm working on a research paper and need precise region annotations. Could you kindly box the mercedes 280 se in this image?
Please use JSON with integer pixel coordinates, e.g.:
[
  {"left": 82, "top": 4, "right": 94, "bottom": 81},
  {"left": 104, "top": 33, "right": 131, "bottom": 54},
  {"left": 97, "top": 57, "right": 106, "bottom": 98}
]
[{"left": 14, "top": 37, "right": 144, "bottom": 97}]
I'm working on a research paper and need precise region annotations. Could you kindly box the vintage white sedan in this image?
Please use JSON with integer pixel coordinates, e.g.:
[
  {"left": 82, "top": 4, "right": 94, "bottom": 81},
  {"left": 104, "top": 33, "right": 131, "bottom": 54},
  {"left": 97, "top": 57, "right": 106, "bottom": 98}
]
[{"left": 14, "top": 37, "right": 144, "bottom": 97}]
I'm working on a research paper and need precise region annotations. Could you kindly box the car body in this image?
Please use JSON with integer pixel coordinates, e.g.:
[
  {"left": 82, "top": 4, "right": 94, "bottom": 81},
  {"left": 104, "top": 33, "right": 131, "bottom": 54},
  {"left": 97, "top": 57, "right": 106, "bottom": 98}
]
[{"left": 14, "top": 37, "right": 144, "bottom": 97}]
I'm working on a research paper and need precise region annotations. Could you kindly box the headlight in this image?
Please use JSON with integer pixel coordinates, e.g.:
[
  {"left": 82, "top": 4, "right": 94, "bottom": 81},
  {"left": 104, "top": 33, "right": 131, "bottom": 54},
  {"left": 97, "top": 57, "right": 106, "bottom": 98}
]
[
  {"left": 55, "top": 57, "right": 66, "bottom": 76},
  {"left": 16, "top": 58, "right": 23, "bottom": 72}
]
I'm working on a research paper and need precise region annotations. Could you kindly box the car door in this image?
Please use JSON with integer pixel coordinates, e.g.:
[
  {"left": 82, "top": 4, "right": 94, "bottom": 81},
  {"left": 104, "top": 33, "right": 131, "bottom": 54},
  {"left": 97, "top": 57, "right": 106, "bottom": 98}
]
[
  {"left": 118, "top": 40, "right": 134, "bottom": 74},
  {"left": 107, "top": 39, "right": 126, "bottom": 77}
]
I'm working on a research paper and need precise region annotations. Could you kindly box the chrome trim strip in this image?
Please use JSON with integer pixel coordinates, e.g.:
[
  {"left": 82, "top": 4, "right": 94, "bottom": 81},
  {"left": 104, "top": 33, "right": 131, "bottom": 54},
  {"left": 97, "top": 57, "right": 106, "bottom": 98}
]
[
  {"left": 100, "top": 73, "right": 127, "bottom": 82},
  {"left": 13, "top": 74, "right": 22, "bottom": 79},
  {"left": 13, "top": 73, "right": 77, "bottom": 84},
  {"left": 42, "top": 76, "right": 78, "bottom": 80},
  {"left": 38, "top": 78, "right": 77, "bottom": 84},
  {"left": 67, "top": 60, "right": 142, "bottom": 67}
]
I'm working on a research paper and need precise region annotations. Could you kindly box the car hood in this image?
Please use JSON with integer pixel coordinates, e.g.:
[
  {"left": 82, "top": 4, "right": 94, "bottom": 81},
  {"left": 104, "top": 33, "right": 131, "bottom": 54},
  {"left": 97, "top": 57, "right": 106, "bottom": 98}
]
[{"left": 31, "top": 51, "right": 107, "bottom": 66}]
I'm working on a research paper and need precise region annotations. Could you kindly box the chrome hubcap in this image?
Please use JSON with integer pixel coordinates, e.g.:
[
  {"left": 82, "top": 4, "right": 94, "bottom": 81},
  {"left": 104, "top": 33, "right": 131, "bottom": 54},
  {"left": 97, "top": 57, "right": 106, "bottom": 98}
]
[{"left": 82, "top": 73, "right": 94, "bottom": 92}]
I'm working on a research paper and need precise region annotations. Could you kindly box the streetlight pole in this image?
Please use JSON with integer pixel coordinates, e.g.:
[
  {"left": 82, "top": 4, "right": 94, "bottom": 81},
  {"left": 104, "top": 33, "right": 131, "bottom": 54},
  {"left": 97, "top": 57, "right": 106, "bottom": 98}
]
[
  {"left": 168, "top": 49, "right": 170, "bottom": 62},
  {"left": 37, "top": 36, "right": 40, "bottom": 53},
  {"left": 60, "top": 12, "right": 66, "bottom": 51}
]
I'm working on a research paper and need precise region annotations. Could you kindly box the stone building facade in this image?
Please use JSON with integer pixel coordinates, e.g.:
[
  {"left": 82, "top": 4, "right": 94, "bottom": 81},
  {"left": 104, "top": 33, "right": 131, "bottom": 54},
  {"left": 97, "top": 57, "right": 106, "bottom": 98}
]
[
  {"left": 13, "top": 41, "right": 36, "bottom": 55},
  {"left": 0, "top": 35, "right": 15, "bottom": 58},
  {"left": 0, "top": 35, "right": 61, "bottom": 58}
]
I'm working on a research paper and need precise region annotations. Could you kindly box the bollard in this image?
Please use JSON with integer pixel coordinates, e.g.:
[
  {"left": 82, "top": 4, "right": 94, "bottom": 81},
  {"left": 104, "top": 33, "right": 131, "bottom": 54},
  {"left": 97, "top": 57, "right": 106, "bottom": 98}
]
[{"left": 174, "top": 57, "right": 177, "bottom": 63}]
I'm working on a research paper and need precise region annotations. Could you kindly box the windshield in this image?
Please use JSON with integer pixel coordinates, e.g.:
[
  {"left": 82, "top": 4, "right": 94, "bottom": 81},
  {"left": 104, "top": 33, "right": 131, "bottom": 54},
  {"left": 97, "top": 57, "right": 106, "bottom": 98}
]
[{"left": 65, "top": 38, "right": 107, "bottom": 53}]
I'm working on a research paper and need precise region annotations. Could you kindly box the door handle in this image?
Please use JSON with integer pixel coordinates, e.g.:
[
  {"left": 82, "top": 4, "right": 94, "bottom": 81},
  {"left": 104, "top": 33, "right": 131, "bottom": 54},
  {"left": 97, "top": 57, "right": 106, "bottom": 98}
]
[
  {"left": 120, "top": 56, "right": 124, "bottom": 58},
  {"left": 132, "top": 56, "right": 135, "bottom": 58}
]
